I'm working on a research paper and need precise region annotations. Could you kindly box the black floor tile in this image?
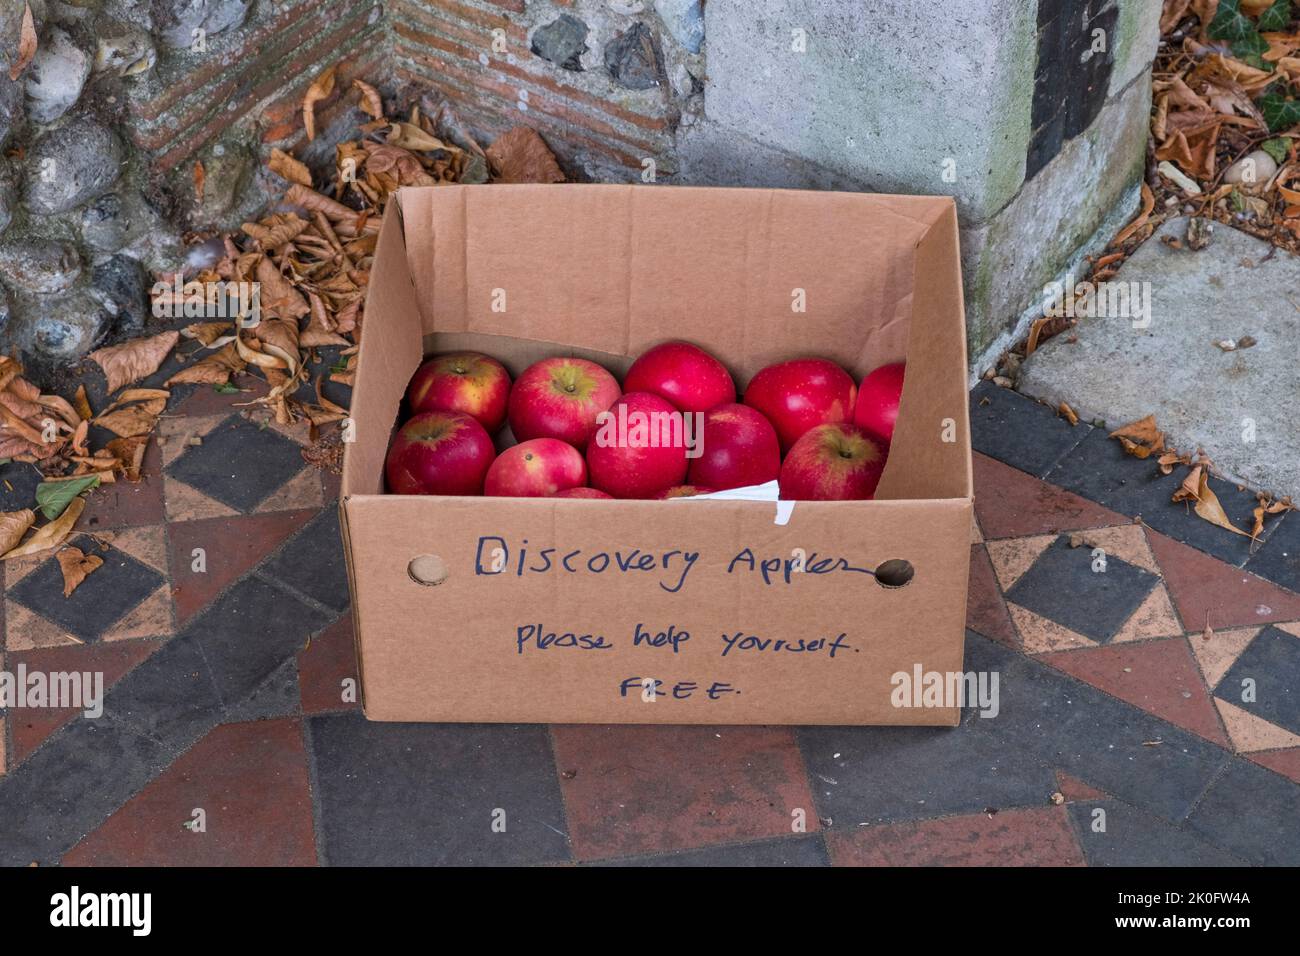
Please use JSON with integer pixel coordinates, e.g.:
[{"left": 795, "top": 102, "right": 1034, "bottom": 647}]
[
  {"left": 1186, "top": 758, "right": 1300, "bottom": 865},
  {"left": 8, "top": 547, "right": 165, "bottom": 642},
  {"left": 101, "top": 635, "right": 224, "bottom": 751},
  {"left": 592, "top": 835, "right": 830, "bottom": 867},
  {"left": 308, "top": 714, "right": 570, "bottom": 866},
  {"left": 0, "top": 715, "right": 169, "bottom": 866},
  {"left": 1215, "top": 625, "right": 1300, "bottom": 736},
  {"left": 1067, "top": 800, "right": 1244, "bottom": 866},
  {"left": 224, "top": 658, "right": 302, "bottom": 723},
  {"left": 1046, "top": 429, "right": 1271, "bottom": 566},
  {"left": 189, "top": 576, "right": 332, "bottom": 706},
  {"left": 1005, "top": 534, "right": 1158, "bottom": 642},
  {"left": 164, "top": 414, "right": 305, "bottom": 512},
  {"left": 1243, "top": 510, "right": 1300, "bottom": 593},
  {"left": 798, "top": 634, "right": 1057, "bottom": 824},
  {"left": 969, "top": 380, "right": 1091, "bottom": 478},
  {"left": 258, "top": 508, "right": 349, "bottom": 612},
  {"left": 0, "top": 460, "right": 43, "bottom": 513}
]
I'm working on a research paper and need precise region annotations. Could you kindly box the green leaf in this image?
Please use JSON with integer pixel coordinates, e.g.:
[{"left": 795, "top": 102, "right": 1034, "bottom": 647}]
[
  {"left": 35, "top": 475, "right": 101, "bottom": 520},
  {"left": 1210, "top": 0, "right": 1256, "bottom": 41},
  {"left": 1258, "top": 0, "right": 1292, "bottom": 32},
  {"left": 0, "top": 458, "right": 10, "bottom": 467},
  {"left": 1262, "top": 137, "right": 1291, "bottom": 164},
  {"left": 212, "top": 382, "right": 240, "bottom": 394},
  {"left": 1260, "top": 88, "right": 1300, "bottom": 131},
  {"left": 1230, "top": 188, "right": 1248, "bottom": 212},
  {"left": 1233, "top": 31, "right": 1272, "bottom": 67}
]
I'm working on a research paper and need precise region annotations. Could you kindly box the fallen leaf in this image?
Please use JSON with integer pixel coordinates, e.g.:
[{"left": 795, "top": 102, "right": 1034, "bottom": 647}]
[
  {"left": 73, "top": 384, "right": 93, "bottom": 421},
  {"left": 8, "top": 2, "right": 36, "bottom": 82},
  {"left": 353, "top": 79, "right": 384, "bottom": 119},
  {"left": 1, "top": 498, "right": 85, "bottom": 560},
  {"left": 268, "top": 148, "right": 313, "bottom": 187},
  {"left": 166, "top": 341, "right": 245, "bottom": 386},
  {"left": 1114, "top": 182, "right": 1156, "bottom": 245},
  {"left": 180, "top": 321, "right": 235, "bottom": 347},
  {"left": 0, "top": 509, "right": 35, "bottom": 553},
  {"left": 35, "top": 475, "right": 101, "bottom": 520},
  {"left": 57, "top": 547, "right": 104, "bottom": 597},
  {"left": 1058, "top": 402, "right": 1079, "bottom": 426},
  {"left": 1109, "top": 415, "right": 1166, "bottom": 458},
  {"left": 106, "top": 436, "right": 149, "bottom": 481},
  {"left": 193, "top": 160, "right": 206, "bottom": 203},
  {"left": 89, "top": 331, "right": 180, "bottom": 393},
  {"left": 303, "top": 65, "right": 337, "bottom": 142},
  {"left": 486, "top": 127, "right": 565, "bottom": 184},
  {"left": 1173, "top": 463, "right": 1252, "bottom": 537}
]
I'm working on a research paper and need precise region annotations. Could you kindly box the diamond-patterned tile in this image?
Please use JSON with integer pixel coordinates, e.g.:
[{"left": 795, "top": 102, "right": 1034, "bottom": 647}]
[
  {"left": 1004, "top": 534, "right": 1159, "bottom": 644},
  {"left": 64, "top": 718, "right": 316, "bottom": 866},
  {"left": 966, "top": 545, "right": 1017, "bottom": 648},
  {"left": 1214, "top": 625, "right": 1300, "bottom": 738},
  {"left": 162, "top": 413, "right": 313, "bottom": 518},
  {"left": 1039, "top": 638, "right": 1230, "bottom": 747},
  {"left": 972, "top": 452, "right": 1126, "bottom": 540},
  {"left": 6, "top": 536, "right": 167, "bottom": 645},
  {"left": 1249, "top": 747, "right": 1300, "bottom": 785}
]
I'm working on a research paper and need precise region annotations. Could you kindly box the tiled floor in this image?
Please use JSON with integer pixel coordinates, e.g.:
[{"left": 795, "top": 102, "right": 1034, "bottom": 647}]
[{"left": 2, "top": 378, "right": 1299, "bottom": 866}]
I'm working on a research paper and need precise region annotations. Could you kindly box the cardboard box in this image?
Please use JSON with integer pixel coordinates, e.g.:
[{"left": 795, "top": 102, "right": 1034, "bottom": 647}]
[{"left": 340, "top": 184, "right": 972, "bottom": 725}]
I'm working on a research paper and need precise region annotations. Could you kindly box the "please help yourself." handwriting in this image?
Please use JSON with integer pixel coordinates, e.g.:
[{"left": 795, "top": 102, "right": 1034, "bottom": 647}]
[{"left": 476, "top": 536, "right": 876, "bottom": 593}]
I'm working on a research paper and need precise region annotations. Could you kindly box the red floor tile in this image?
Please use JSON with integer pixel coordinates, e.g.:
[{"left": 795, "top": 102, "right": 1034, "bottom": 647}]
[
  {"left": 1145, "top": 528, "right": 1300, "bottom": 630},
  {"left": 167, "top": 510, "right": 316, "bottom": 625},
  {"left": 7, "top": 640, "right": 160, "bottom": 765},
  {"left": 973, "top": 453, "right": 1126, "bottom": 540},
  {"left": 81, "top": 439, "right": 166, "bottom": 531},
  {"left": 297, "top": 614, "right": 360, "bottom": 714},
  {"left": 64, "top": 718, "right": 317, "bottom": 866},
  {"left": 168, "top": 376, "right": 270, "bottom": 418},
  {"left": 550, "top": 724, "right": 817, "bottom": 860},
  {"left": 1039, "top": 637, "right": 1230, "bottom": 748},
  {"left": 967, "top": 544, "right": 1017, "bottom": 647},
  {"left": 1055, "top": 770, "right": 1107, "bottom": 802},
  {"left": 1249, "top": 748, "right": 1300, "bottom": 785},
  {"left": 825, "top": 806, "right": 1084, "bottom": 866}
]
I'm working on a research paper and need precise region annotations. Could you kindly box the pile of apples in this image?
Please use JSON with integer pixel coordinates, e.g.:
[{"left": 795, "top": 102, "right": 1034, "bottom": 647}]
[{"left": 385, "top": 341, "right": 905, "bottom": 501}]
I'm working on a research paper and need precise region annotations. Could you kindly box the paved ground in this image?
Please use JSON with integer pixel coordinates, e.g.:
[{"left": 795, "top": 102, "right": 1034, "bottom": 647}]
[
  {"left": 1020, "top": 217, "right": 1300, "bottom": 500},
  {"left": 2, "top": 378, "right": 1299, "bottom": 866}
]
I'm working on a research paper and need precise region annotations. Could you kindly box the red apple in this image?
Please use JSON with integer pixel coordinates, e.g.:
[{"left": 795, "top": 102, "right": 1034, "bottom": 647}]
[
  {"left": 743, "top": 357, "right": 857, "bottom": 453},
  {"left": 624, "top": 340, "right": 736, "bottom": 413},
  {"left": 552, "top": 487, "right": 612, "bottom": 499},
  {"left": 854, "top": 362, "right": 905, "bottom": 445},
  {"left": 484, "top": 438, "right": 587, "bottom": 498},
  {"left": 407, "top": 352, "right": 511, "bottom": 433},
  {"left": 687, "top": 403, "right": 780, "bottom": 490},
  {"left": 508, "top": 357, "right": 621, "bottom": 450},
  {"left": 778, "top": 422, "right": 886, "bottom": 501},
  {"left": 385, "top": 410, "right": 496, "bottom": 496},
  {"left": 586, "top": 391, "right": 689, "bottom": 499},
  {"left": 655, "top": 485, "right": 717, "bottom": 499}
]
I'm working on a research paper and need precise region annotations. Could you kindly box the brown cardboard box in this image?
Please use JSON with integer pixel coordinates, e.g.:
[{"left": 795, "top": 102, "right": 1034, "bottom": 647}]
[{"left": 340, "top": 184, "right": 972, "bottom": 725}]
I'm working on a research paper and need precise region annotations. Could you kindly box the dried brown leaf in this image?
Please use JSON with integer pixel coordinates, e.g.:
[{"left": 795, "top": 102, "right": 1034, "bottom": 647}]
[
  {"left": 89, "top": 331, "right": 180, "bottom": 394},
  {"left": 57, "top": 547, "right": 104, "bottom": 597},
  {"left": 8, "top": 2, "right": 36, "bottom": 82},
  {"left": 486, "top": 127, "right": 565, "bottom": 184},
  {"left": 353, "top": 79, "right": 384, "bottom": 119},
  {"left": 166, "top": 341, "right": 245, "bottom": 386},
  {"left": 1109, "top": 415, "right": 1166, "bottom": 459},
  {"left": 302, "top": 65, "right": 337, "bottom": 142},
  {"left": 1, "top": 498, "right": 84, "bottom": 560},
  {"left": 268, "top": 148, "right": 313, "bottom": 187},
  {"left": 106, "top": 436, "right": 149, "bottom": 481},
  {"left": 0, "top": 509, "right": 35, "bottom": 554}
]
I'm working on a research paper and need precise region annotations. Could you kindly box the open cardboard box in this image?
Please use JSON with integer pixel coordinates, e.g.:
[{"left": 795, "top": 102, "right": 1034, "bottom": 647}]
[{"left": 340, "top": 184, "right": 972, "bottom": 725}]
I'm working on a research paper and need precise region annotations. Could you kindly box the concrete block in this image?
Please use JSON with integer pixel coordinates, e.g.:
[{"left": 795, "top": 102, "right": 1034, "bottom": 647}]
[
  {"left": 703, "top": 0, "right": 1037, "bottom": 224},
  {"left": 1110, "top": 0, "right": 1162, "bottom": 97},
  {"left": 1020, "top": 217, "right": 1300, "bottom": 499}
]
